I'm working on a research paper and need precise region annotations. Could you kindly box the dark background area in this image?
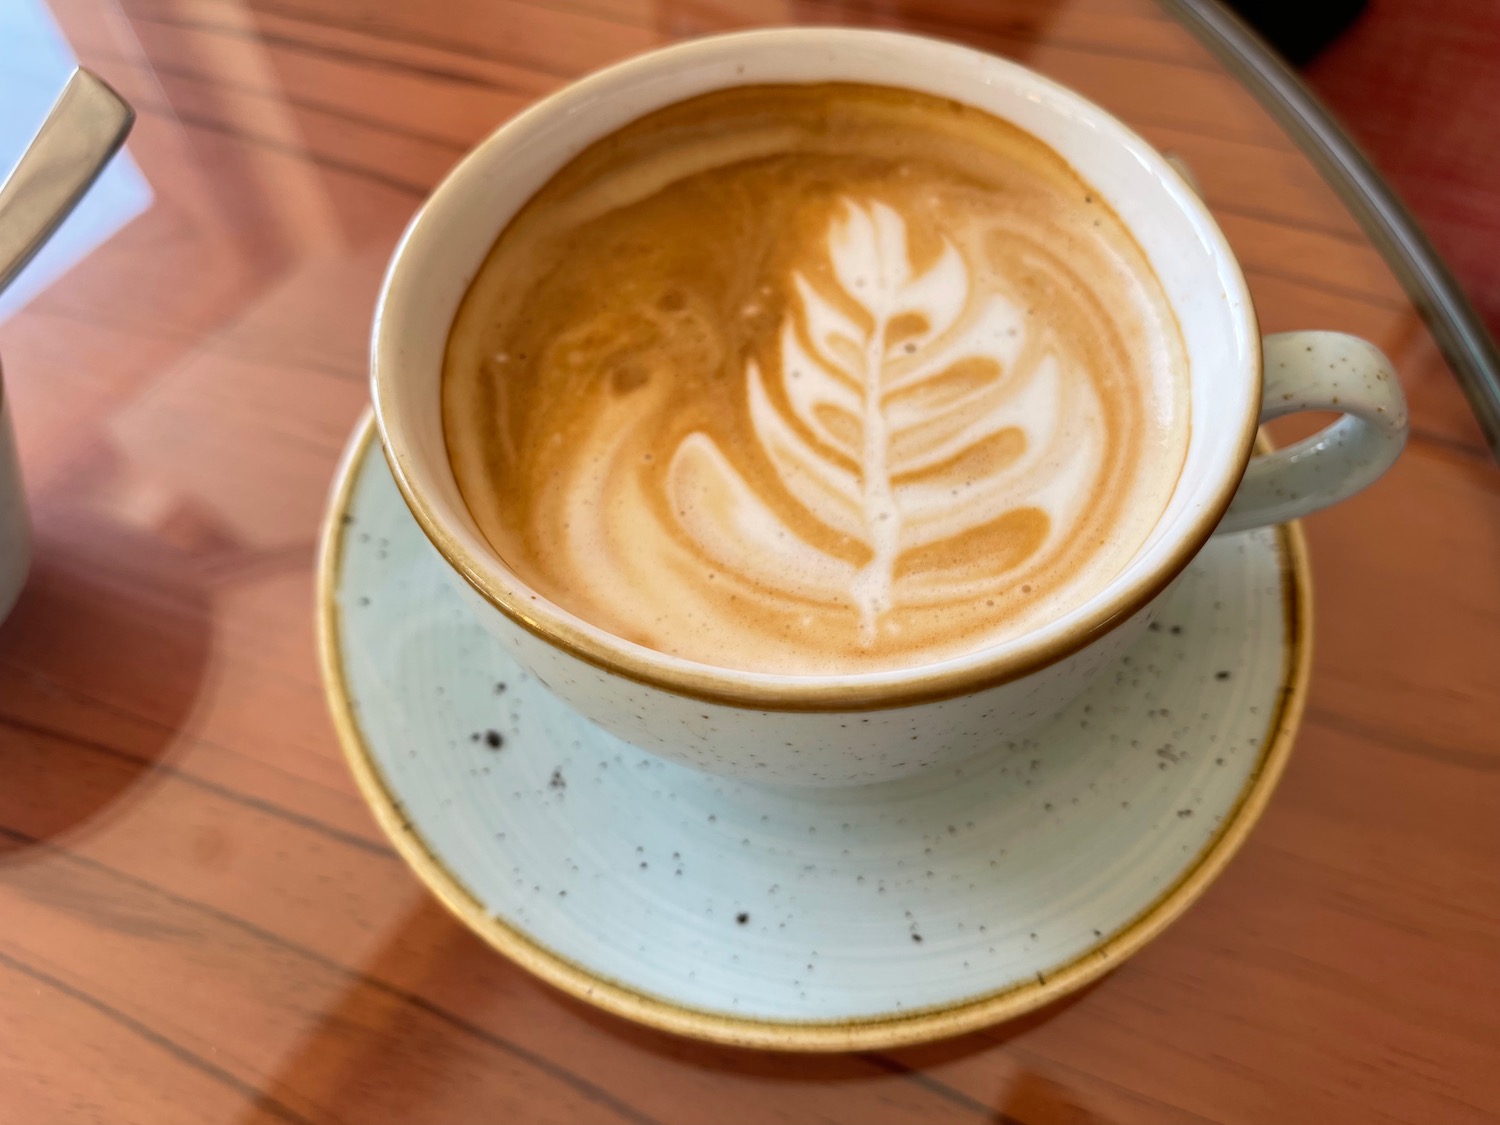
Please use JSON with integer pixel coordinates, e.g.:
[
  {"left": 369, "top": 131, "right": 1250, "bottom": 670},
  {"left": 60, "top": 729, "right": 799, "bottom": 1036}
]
[{"left": 1242, "top": 0, "right": 1500, "bottom": 340}]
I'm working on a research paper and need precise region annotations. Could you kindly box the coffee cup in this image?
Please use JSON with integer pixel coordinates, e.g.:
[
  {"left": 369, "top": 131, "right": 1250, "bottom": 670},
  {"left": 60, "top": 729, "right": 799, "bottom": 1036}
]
[
  {"left": 371, "top": 28, "right": 1407, "bottom": 787},
  {"left": 0, "top": 359, "right": 30, "bottom": 626}
]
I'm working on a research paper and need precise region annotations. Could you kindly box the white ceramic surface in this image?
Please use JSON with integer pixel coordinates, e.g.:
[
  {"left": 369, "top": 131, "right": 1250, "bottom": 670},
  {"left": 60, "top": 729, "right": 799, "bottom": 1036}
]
[
  {"left": 0, "top": 371, "right": 30, "bottom": 624},
  {"left": 320, "top": 415, "right": 1311, "bottom": 1049},
  {"left": 1220, "top": 332, "right": 1410, "bottom": 532},
  {"left": 368, "top": 29, "right": 1399, "bottom": 785}
]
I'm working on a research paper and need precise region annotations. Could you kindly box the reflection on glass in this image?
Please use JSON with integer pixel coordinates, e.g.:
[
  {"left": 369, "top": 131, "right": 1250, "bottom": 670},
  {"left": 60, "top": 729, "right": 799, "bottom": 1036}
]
[{"left": 0, "top": 0, "right": 152, "bottom": 322}]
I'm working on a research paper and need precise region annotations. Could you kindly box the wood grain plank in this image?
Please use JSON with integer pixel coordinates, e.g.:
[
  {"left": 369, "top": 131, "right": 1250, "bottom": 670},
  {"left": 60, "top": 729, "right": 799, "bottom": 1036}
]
[
  {"left": 121, "top": 2, "right": 564, "bottom": 102},
  {"left": 1133, "top": 119, "right": 1366, "bottom": 236},
  {"left": 0, "top": 314, "right": 186, "bottom": 490},
  {"left": 146, "top": 69, "right": 464, "bottom": 189},
  {"left": 874, "top": 1044, "right": 1225, "bottom": 1124},
  {"left": 0, "top": 953, "right": 300, "bottom": 1125},
  {"left": 602, "top": 0, "right": 1217, "bottom": 72},
  {"left": 137, "top": 0, "right": 1284, "bottom": 143},
  {"left": 111, "top": 19, "right": 524, "bottom": 150},
  {"left": 205, "top": 0, "right": 662, "bottom": 77},
  {"left": 1300, "top": 440, "right": 1500, "bottom": 763},
  {"left": 0, "top": 839, "right": 664, "bottom": 1125},
  {"left": 1218, "top": 211, "right": 1405, "bottom": 306}
]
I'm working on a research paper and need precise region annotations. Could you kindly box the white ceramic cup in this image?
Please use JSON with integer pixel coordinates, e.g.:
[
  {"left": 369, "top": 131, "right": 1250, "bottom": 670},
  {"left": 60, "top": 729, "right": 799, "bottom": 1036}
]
[
  {"left": 0, "top": 360, "right": 31, "bottom": 626},
  {"left": 372, "top": 29, "right": 1407, "bottom": 787}
]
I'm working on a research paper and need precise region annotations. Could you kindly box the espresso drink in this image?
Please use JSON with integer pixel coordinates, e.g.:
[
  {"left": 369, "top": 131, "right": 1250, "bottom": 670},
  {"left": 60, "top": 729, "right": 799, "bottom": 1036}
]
[{"left": 444, "top": 84, "right": 1189, "bottom": 675}]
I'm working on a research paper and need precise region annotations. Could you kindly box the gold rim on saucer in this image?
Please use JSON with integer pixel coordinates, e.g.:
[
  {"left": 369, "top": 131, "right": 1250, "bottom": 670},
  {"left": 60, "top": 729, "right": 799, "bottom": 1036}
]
[{"left": 317, "top": 412, "right": 1311, "bottom": 1052}]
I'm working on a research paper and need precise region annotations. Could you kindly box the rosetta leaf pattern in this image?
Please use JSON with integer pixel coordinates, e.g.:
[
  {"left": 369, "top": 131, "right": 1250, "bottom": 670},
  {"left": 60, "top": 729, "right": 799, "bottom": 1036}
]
[{"left": 668, "top": 199, "right": 1072, "bottom": 644}]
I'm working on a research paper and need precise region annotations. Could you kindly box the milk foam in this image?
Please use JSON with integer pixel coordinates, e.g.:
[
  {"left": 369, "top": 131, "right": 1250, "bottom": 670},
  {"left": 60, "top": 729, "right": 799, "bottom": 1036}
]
[{"left": 443, "top": 84, "right": 1189, "bottom": 675}]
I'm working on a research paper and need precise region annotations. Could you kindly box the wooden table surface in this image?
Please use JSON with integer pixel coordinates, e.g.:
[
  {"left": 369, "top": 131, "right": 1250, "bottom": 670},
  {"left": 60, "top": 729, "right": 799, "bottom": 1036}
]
[{"left": 1, "top": 0, "right": 1497, "bottom": 1121}]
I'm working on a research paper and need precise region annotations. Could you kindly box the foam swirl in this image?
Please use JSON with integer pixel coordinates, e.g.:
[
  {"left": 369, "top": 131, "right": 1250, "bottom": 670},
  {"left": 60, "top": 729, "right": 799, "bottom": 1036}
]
[
  {"left": 443, "top": 84, "right": 1188, "bottom": 674},
  {"left": 671, "top": 199, "right": 1105, "bottom": 645}
]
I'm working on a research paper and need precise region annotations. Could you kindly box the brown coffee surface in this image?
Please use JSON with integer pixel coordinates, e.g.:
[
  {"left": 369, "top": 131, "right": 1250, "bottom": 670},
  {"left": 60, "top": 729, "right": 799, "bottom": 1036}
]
[{"left": 443, "top": 83, "right": 1189, "bottom": 675}]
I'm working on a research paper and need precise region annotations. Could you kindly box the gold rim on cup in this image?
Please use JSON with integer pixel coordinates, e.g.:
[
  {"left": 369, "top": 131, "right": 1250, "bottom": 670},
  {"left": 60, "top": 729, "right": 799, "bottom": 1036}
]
[{"left": 371, "top": 29, "right": 1265, "bottom": 714}]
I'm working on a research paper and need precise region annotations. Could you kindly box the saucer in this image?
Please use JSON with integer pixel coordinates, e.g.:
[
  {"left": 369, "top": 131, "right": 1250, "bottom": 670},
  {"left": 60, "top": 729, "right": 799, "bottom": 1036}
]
[{"left": 318, "top": 413, "right": 1310, "bottom": 1051}]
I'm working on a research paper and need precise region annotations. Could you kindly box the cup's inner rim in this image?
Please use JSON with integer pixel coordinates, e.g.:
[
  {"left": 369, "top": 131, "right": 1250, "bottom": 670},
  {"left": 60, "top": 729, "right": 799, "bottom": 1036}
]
[{"left": 372, "top": 28, "right": 1260, "bottom": 707}]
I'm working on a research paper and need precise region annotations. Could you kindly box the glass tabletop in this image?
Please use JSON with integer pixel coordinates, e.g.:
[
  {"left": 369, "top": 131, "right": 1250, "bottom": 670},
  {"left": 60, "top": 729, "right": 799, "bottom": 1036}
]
[{"left": 1, "top": 1, "right": 1496, "bottom": 1122}]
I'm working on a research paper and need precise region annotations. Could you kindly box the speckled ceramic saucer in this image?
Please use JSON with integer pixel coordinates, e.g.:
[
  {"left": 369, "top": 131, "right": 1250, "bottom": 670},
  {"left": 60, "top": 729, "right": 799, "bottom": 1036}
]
[{"left": 319, "top": 413, "right": 1310, "bottom": 1051}]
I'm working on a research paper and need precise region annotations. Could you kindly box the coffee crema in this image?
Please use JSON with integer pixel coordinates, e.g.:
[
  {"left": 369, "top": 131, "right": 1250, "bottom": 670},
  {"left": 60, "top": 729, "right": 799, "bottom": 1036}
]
[{"left": 443, "top": 83, "right": 1189, "bottom": 675}]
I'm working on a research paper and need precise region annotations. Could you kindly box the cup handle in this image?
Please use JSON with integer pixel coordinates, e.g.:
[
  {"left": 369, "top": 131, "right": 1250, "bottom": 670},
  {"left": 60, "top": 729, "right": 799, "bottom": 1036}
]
[{"left": 1215, "top": 331, "right": 1409, "bottom": 535}]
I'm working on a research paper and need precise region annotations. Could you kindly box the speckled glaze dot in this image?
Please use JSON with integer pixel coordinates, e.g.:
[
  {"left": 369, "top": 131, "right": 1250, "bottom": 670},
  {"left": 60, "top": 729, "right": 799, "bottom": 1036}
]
[{"left": 320, "top": 418, "right": 1312, "bottom": 1042}]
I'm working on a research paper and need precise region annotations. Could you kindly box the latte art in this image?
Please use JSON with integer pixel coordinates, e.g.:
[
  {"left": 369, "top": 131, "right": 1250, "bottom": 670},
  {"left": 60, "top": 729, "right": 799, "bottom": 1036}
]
[
  {"left": 444, "top": 84, "right": 1189, "bottom": 674},
  {"left": 673, "top": 199, "right": 1102, "bottom": 643}
]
